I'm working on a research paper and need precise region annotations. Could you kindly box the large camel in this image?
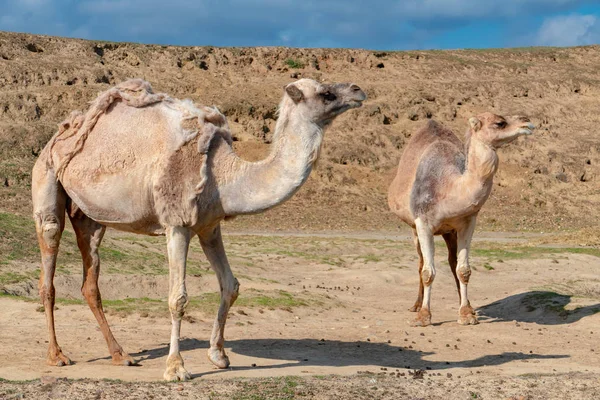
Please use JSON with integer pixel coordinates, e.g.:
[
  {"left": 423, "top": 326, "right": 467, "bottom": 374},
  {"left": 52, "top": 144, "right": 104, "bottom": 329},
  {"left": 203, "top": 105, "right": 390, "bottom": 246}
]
[
  {"left": 388, "top": 112, "right": 534, "bottom": 327},
  {"left": 32, "top": 78, "right": 366, "bottom": 380}
]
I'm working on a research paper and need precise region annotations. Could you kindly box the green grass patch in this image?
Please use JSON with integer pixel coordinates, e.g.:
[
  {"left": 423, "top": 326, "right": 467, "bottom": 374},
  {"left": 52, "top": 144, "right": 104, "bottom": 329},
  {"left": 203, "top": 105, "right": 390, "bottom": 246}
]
[
  {"left": 284, "top": 58, "right": 304, "bottom": 69},
  {"left": 356, "top": 253, "right": 382, "bottom": 263},
  {"left": 0, "top": 269, "right": 39, "bottom": 285},
  {"left": 472, "top": 245, "right": 600, "bottom": 260},
  {"left": 0, "top": 212, "right": 39, "bottom": 263},
  {"left": 483, "top": 263, "right": 494, "bottom": 271}
]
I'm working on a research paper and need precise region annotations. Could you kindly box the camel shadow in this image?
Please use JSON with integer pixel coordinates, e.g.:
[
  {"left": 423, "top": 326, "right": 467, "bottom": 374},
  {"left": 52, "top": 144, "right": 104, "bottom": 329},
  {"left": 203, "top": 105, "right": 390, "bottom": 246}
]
[
  {"left": 125, "top": 337, "right": 566, "bottom": 379},
  {"left": 477, "top": 290, "right": 600, "bottom": 325}
]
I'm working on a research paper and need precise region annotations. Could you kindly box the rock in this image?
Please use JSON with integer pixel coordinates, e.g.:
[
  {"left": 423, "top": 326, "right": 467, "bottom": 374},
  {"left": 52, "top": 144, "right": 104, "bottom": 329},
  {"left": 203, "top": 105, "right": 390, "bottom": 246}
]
[
  {"left": 40, "top": 375, "right": 58, "bottom": 384},
  {"left": 555, "top": 172, "right": 568, "bottom": 183}
]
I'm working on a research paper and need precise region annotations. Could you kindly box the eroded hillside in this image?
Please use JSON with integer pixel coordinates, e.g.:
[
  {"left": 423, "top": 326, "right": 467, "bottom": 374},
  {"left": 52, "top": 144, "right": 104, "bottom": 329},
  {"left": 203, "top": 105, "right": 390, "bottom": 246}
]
[{"left": 1, "top": 31, "right": 599, "bottom": 233}]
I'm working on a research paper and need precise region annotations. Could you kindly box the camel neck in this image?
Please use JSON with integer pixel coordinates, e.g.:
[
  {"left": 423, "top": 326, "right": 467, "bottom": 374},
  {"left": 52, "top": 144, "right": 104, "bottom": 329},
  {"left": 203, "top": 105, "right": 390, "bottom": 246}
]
[
  {"left": 464, "top": 137, "right": 498, "bottom": 183},
  {"left": 219, "top": 108, "right": 322, "bottom": 216}
]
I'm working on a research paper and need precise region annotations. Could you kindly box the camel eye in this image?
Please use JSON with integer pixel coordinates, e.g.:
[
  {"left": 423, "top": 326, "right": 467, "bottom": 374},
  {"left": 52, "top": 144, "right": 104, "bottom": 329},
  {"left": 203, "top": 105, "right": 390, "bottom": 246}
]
[
  {"left": 494, "top": 121, "right": 507, "bottom": 129},
  {"left": 322, "top": 91, "right": 337, "bottom": 102}
]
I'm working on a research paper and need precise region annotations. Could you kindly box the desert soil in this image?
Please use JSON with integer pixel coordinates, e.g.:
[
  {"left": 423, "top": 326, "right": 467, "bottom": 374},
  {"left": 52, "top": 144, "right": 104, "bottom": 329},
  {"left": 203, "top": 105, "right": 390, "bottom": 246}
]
[
  {"left": 1, "top": 32, "right": 600, "bottom": 399},
  {"left": 1, "top": 230, "right": 600, "bottom": 399}
]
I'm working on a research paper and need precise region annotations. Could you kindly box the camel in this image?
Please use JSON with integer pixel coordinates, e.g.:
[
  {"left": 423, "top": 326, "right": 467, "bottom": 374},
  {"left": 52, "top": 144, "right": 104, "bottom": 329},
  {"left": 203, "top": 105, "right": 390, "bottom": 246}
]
[
  {"left": 32, "top": 78, "right": 366, "bottom": 380},
  {"left": 388, "top": 112, "right": 534, "bottom": 327}
]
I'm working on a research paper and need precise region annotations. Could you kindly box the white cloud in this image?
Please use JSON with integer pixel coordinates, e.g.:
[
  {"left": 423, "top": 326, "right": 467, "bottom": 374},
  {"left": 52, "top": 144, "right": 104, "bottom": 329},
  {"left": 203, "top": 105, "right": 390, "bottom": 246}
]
[
  {"left": 394, "top": 0, "right": 584, "bottom": 20},
  {"left": 536, "top": 14, "right": 600, "bottom": 46}
]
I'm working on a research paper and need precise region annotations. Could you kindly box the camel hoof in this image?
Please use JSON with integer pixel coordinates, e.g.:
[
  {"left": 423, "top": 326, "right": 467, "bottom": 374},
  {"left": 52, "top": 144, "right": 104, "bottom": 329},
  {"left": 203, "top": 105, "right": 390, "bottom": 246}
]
[
  {"left": 163, "top": 367, "right": 191, "bottom": 382},
  {"left": 47, "top": 351, "right": 72, "bottom": 367},
  {"left": 164, "top": 354, "right": 191, "bottom": 381},
  {"left": 409, "top": 309, "right": 431, "bottom": 327},
  {"left": 408, "top": 304, "right": 421, "bottom": 312},
  {"left": 112, "top": 351, "right": 136, "bottom": 366},
  {"left": 457, "top": 314, "right": 479, "bottom": 325},
  {"left": 207, "top": 348, "right": 230, "bottom": 369},
  {"left": 409, "top": 318, "right": 431, "bottom": 327},
  {"left": 458, "top": 305, "right": 478, "bottom": 325}
]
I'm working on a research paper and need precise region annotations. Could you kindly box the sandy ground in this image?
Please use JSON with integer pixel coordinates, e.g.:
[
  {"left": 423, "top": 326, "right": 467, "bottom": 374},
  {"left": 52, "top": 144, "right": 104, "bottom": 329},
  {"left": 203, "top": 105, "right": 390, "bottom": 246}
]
[{"left": 1, "top": 232, "right": 599, "bottom": 398}]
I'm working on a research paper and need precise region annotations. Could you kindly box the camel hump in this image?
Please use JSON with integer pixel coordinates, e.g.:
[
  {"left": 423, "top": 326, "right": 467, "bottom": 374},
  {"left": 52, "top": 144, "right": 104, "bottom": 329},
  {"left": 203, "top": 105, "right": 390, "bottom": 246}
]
[
  {"left": 49, "top": 79, "right": 232, "bottom": 181},
  {"left": 408, "top": 121, "right": 466, "bottom": 217},
  {"left": 416, "top": 119, "right": 462, "bottom": 147}
]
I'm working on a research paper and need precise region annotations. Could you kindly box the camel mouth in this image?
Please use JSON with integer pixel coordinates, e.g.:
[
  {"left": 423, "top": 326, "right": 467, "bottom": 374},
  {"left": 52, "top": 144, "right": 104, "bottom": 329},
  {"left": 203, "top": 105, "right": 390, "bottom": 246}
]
[
  {"left": 517, "top": 122, "right": 535, "bottom": 136},
  {"left": 347, "top": 99, "right": 364, "bottom": 109}
]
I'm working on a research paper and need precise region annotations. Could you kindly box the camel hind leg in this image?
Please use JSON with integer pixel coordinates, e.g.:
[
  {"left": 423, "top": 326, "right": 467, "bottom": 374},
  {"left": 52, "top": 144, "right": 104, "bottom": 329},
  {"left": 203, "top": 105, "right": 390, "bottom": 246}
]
[
  {"left": 32, "top": 162, "right": 71, "bottom": 366},
  {"left": 68, "top": 209, "right": 135, "bottom": 365},
  {"left": 456, "top": 216, "right": 478, "bottom": 325},
  {"left": 442, "top": 230, "right": 461, "bottom": 303}
]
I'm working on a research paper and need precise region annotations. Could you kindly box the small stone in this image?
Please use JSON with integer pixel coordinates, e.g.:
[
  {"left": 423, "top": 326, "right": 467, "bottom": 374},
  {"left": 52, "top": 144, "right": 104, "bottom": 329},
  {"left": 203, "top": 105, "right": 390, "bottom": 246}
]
[
  {"left": 41, "top": 376, "right": 58, "bottom": 384},
  {"left": 555, "top": 172, "right": 568, "bottom": 183}
]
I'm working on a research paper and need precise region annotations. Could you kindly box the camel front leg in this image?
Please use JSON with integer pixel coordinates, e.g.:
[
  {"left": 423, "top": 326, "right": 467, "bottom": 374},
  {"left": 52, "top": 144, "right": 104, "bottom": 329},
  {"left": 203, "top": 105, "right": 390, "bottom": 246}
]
[
  {"left": 164, "top": 226, "right": 192, "bottom": 381},
  {"left": 33, "top": 169, "right": 71, "bottom": 366},
  {"left": 409, "top": 229, "right": 424, "bottom": 312},
  {"left": 456, "top": 216, "right": 478, "bottom": 325},
  {"left": 199, "top": 224, "right": 239, "bottom": 369},
  {"left": 411, "top": 218, "right": 435, "bottom": 327}
]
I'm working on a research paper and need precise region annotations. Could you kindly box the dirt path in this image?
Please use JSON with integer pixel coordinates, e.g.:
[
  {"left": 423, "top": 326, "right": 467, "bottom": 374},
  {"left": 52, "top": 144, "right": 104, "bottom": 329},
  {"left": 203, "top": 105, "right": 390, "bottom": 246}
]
[
  {"left": 1, "top": 233, "right": 599, "bottom": 398},
  {"left": 1, "top": 233, "right": 599, "bottom": 380}
]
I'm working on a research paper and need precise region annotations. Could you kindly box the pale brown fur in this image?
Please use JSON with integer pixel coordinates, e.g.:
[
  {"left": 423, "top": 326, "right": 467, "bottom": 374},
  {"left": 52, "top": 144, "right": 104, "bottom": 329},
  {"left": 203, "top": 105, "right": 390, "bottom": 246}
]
[
  {"left": 32, "top": 78, "right": 365, "bottom": 380},
  {"left": 388, "top": 112, "right": 534, "bottom": 327}
]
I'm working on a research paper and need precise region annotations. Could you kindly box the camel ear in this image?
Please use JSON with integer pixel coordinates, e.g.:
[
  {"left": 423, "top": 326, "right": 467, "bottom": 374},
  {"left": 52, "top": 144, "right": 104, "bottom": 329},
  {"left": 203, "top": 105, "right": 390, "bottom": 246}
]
[
  {"left": 285, "top": 84, "right": 304, "bottom": 103},
  {"left": 468, "top": 117, "right": 482, "bottom": 132}
]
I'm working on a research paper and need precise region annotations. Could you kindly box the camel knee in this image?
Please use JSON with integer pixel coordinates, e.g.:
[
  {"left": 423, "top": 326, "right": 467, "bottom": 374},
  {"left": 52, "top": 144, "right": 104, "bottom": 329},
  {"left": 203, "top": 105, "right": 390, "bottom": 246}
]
[
  {"left": 39, "top": 283, "right": 55, "bottom": 303},
  {"left": 223, "top": 277, "right": 240, "bottom": 304},
  {"left": 421, "top": 267, "right": 435, "bottom": 286},
  {"left": 169, "top": 293, "right": 188, "bottom": 319},
  {"left": 457, "top": 264, "right": 471, "bottom": 283},
  {"left": 36, "top": 214, "right": 61, "bottom": 250},
  {"left": 81, "top": 282, "right": 100, "bottom": 302}
]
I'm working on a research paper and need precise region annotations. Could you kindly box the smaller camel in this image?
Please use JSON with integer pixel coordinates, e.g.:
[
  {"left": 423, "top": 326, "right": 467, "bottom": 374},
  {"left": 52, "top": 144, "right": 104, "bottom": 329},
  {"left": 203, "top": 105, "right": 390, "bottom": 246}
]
[{"left": 388, "top": 112, "right": 534, "bottom": 326}]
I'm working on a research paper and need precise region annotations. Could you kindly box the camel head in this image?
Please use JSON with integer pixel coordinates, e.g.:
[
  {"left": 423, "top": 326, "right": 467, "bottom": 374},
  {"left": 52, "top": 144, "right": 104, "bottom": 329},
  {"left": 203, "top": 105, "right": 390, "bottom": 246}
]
[
  {"left": 468, "top": 112, "right": 534, "bottom": 148},
  {"left": 283, "top": 78, "right": 366, "bottom": 126}
]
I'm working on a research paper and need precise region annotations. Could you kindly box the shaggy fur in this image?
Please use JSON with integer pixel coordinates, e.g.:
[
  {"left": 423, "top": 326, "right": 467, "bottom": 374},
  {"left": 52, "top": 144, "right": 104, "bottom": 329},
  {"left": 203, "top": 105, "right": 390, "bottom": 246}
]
[{"left": 50, "top": 79, "right": 231, "bottom": 197}]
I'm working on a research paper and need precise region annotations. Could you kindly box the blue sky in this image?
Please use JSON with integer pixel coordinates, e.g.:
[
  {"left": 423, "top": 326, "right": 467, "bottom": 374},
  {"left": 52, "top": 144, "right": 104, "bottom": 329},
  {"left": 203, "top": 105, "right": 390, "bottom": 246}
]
[{"left": 1, "top": 0, "right": 600, "bottom": 50}]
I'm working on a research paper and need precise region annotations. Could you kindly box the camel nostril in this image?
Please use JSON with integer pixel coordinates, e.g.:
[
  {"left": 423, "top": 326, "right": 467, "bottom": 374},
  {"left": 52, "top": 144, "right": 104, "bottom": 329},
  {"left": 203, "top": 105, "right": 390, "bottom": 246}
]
[{"left": 350, "top": 84, "right": 361, "bottom": 92}]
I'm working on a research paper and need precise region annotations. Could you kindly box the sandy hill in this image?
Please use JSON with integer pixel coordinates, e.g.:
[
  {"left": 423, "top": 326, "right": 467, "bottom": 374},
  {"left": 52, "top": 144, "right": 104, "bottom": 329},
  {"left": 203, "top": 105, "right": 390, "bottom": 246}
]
[{"left": 1, "top": 31, "right": 599, "bottom": 233}]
